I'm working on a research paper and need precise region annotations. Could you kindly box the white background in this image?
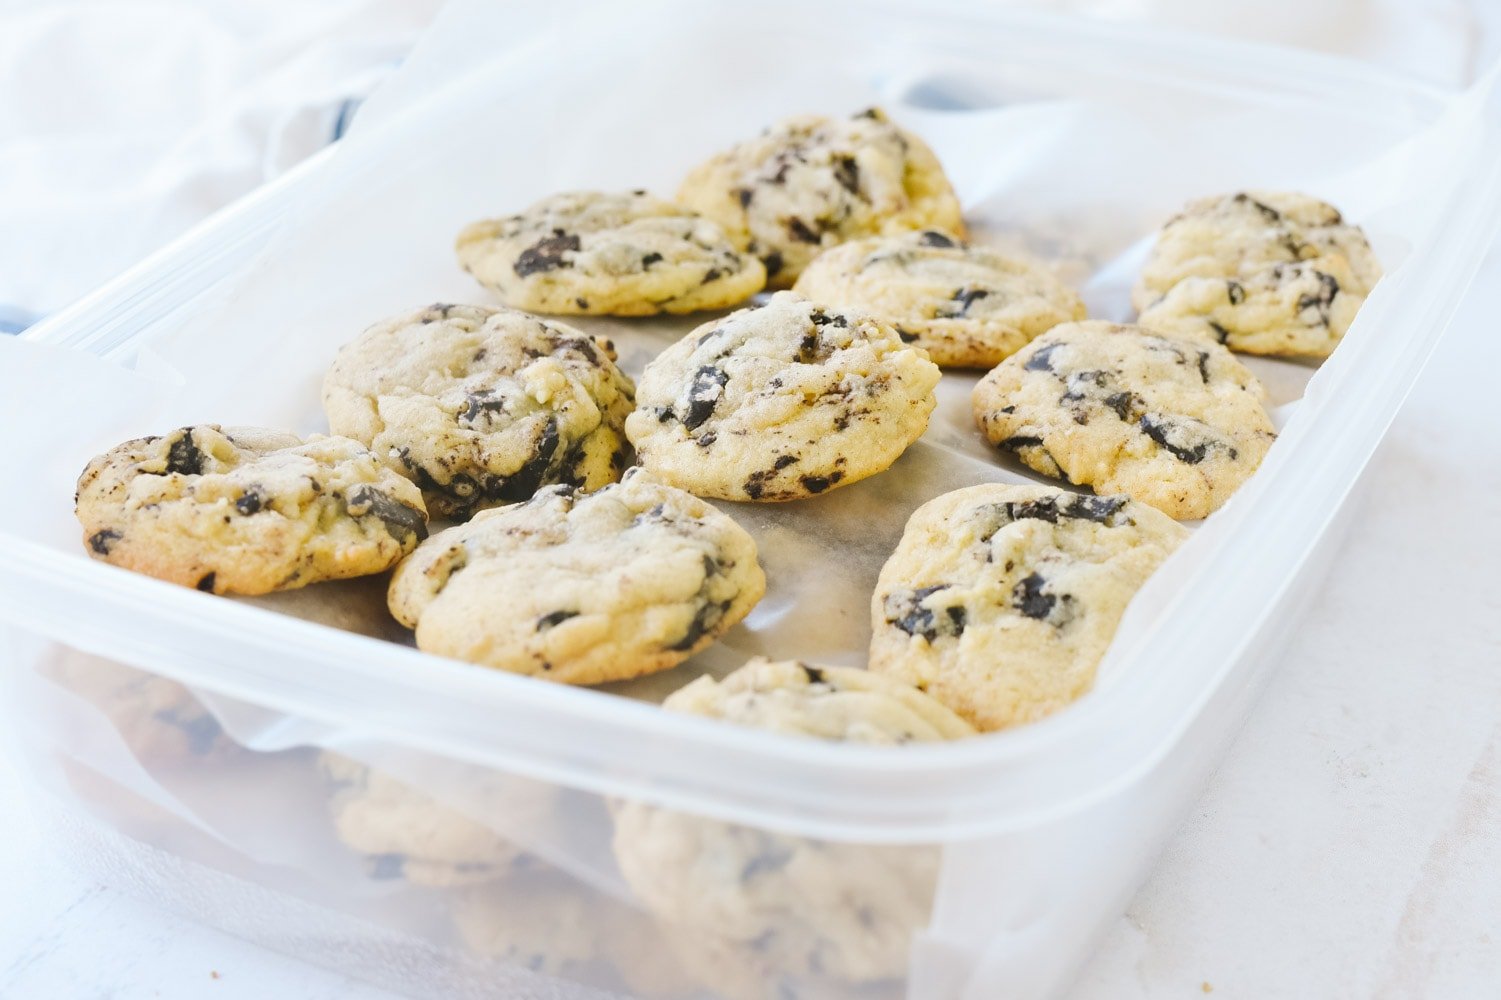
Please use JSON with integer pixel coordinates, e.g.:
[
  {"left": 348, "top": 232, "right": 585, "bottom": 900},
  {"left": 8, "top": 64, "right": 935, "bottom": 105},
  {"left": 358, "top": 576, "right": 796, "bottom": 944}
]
[{"left": 2, "top": 2, "right": 1499, "bottom": 998}]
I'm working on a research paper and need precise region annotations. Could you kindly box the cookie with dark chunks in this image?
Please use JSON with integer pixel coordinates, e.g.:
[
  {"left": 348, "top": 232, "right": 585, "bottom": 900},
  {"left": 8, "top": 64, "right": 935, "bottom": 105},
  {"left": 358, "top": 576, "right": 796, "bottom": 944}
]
[
  {"left": 666, "top": 656, "right": 974, "bottom": 742},
  {"left": 794, "top": 228, "right": 1086, "bottom": 367},
  {"left": 322, "top": 303, "right": 634, "bottom": 519},
  {"left": 868, "top": 483, "right": 1187, "bottom": 731},
  {"left": 1133, "top": 191, "right": 1381, "bottom": 358},
  {"left": 75, "top": 425, "right": 427, "bottom": 595},
  {"left": 677, "top": 107, "right": 965, "bottom": 288},
  {"left": 611, "top": 658, "right": 972, "bottom": 998},
  {"left": 319, "top": 752, "right": 530, "bottom": 887},
  {"left": 625, "top": 292, "right": 940, "bottom": 502},
  {"left": 386, "top": 468, "right": 764, "bottom": 684},
  {"left": 42, "top": 649, "right": 235, "bottom": 765},
  {"left": 972, "top": 321, "right": 1276, "bottom": 519},
  {"left": 454, "top": 876, "right": 699, "bottom": 997},
  {"left": 455, "top": 191, "right": 766, "bottom": 316}
]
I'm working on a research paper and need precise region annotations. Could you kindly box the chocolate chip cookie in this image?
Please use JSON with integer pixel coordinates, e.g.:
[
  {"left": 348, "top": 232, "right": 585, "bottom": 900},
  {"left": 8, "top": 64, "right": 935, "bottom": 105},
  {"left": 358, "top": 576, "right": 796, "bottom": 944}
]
[
  {"left": 1134, "top": 191, "right": 1381, "bottom": 357},
  {"left": 794, "top": 228, "right": 1086, "bottom": 367},
  {"left": 322, "top": 303, "right": 634, "bottom": 519},
  {"left": 972, "top": 321, "right": 1277, "bottom": 519},
  {"left": 625, "top": 292, "right": 940, "bottom": 502},
  {"left": 320, "top": 752, "right": 528, "bottom": 887},
  {"left": 678, "top": 107, "right": 964, "bottom": 288},
  {"left": 386, "top": 468, "right": 764, "bottom": 684},
  {"left": 75, "top": 425, "right": 427, "bottom": 595},
  {"left": 612, "top": 657, "right": 972, "bottom": 998},
  {"left": 868, "top": 483, "right": 1188, "bottom": 731},
  {"left": 455, "top": 190, "right": 766, "bottom": 316}
]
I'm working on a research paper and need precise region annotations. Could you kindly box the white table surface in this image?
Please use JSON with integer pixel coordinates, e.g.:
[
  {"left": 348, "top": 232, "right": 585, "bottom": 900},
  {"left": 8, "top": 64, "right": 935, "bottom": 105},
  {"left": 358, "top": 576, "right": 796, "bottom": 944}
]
[{"left": 4, "top": 11, "right": 1501, "bottom": 997}]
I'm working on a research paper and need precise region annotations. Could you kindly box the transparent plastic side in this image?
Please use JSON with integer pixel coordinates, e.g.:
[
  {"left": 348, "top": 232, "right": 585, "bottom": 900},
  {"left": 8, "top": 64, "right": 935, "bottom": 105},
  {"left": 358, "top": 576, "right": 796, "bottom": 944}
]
[{"left": 1, "top": 10, "right": 1499, "bottom": 850}]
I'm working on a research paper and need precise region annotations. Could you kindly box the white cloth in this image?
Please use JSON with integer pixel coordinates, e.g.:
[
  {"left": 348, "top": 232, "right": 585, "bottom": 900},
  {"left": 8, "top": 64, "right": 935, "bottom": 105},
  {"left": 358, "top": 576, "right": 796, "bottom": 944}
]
[{"left": 0, "top": 0, "right": 441, "bottom": 324}]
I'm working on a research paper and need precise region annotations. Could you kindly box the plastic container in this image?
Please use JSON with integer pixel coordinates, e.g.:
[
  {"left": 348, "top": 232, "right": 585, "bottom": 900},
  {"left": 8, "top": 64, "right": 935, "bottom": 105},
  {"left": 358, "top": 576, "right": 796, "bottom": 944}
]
[{"left": 3, "top": 3, "right": 1501, "bottom": 998}]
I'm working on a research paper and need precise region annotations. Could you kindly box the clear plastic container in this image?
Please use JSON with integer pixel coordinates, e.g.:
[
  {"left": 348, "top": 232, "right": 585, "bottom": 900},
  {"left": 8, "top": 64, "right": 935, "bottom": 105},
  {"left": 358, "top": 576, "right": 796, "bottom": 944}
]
[{"left": 3, "top": 3, "right": 1501, "bottom": 998}]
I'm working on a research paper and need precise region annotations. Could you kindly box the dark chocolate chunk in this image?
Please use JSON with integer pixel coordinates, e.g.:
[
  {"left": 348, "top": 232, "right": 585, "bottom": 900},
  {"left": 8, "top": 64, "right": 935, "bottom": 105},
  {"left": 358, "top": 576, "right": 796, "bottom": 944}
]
[
  {"left": 809, "top": 309, "right": 847, "bottom": 328},
  {"left": 1025, "top": 343, "right": 1063, "bottom": 373},
  {"left": 493, "top": 416, "right": 563, "bottom": 501},
  {"left": 164, "top": 429, "right": 206, "bottom": 477},
  {"left": 196, "top": 572, "right": 217, "bottom": 592},
  {"left": 235, "top": 488, "right": 263, "bottom": 515},
  {"left": 918, "top": 230, "right": 956, "bottom": 248},
  {"left": 1011, "top": 572, "right": 1054, "bottom": 620},
  {"left": 1296, "top": 271, "right": 1341, "bottom": 318},
  {"left": 696, "top": 432, "right": 717, "bottom": 448},
  {"left": 575, "top": 297, "right": 589, "bottom": 309},
  {"left": 800, "top": 663, "right": 825, "bottom": 684},
  {"left": 773, "top": 454, "right": 799, "bottom": 470},
  {"left": 737, "top": 188, "right": 753, "bottom": 208},
  {"left": 950, "top": 287, "right": 990, "bottom": 316},
  {"left": 786, "top": 218, "right": 820, "bottom": 244},
  {"left": 1065, "top": 494, "right": 1127, "bottom": 523},
  {"left": 346, "top": 485, "right": 428, "bottom": 541},
  {"left": 1226, "top": 280, "right": 1245, "bottom": 305},
  {"left": 1196, "top": 352, "right": 1211, "bottom": 384},
  {"left": 1238, "top": 193, "right": 1283, "bottom": 222},
  {"left": 668, "top": 598, "right": 732, "bottom": 651},
  {"left": 641, "top": 252, "right": 663, "bottom": 268},
  {"left": 833, "top": 156, "right": 860, "bottom": 194},
  {"left": 513, "top": 232, "right": 581, "bottom": 277},
  {"left": 88, "top": 529, "right": 121, "bottom": 555},
  {"left": 1139, "top": 414, "right": 1208, "bottom": 464},
  {"left": 894, "top": 326, "right": 919, "bottom": 343},
  {"left": 763, "top": 251, "right": 784, "bottom": 277},
  {"left": 883, "top": 584, "right": 966, "bottom": 642},
  {"left": 701, "top": 268, "right": 722, "bottom": 284},
  {"left": 798, "top": 471, "right": 842, "bottom": 494},
  {"left": 460, "top": 389, "right": 505, "bottom": 425},
  {"left": 536, "top": 610, "right": 578, "bottom": 630},
  {"left": 999, "top": 435, "right": 1046, "bottom": 450},
  {"left": 1208, "top": 321, "right": 1232, "bottom": 345},
  {"left": 1104, "top": 391, "right": 1138, "bottom": 422},
  {"left": 682, "top": 366, "right": 729, "bottom": 430}
]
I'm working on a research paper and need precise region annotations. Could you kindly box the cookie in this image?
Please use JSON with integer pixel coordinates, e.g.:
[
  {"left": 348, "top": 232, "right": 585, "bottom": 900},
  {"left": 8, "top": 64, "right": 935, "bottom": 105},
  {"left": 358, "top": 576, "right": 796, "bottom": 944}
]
[
  {"left": 454, "top": 876, "right": 698, "bottom": 998},
  {"left": 868, "top": 483, "right": 1187, "bottom": 731},
  {"left": 41, "top": 649, "right": 233, "bottom": 765},
  {"left": 612, "top": 658, "right": 972, "bottom": 997},
  {"left": 677, "top": 107, "right": 964, "bottom": 288},
  {"left": 320, "top": 752, "right": 528, "bottom": 887},
  {"left": 75, "top": 425, "right": 427, "bottom": 595},
  {"left": 664, "top": 656, "right": 974, "bottom": 742},
  {"left": 455, "top": 190, "right": 766, "bottom": 316},
  {"left": 625, "top": 292, "right": 940, "bottom": 502},
  {"left": 322, "top": 303, "right": 634, "bottom": 519},
  {"left": 386, "top": 468, "right": 765, "bottom": 684},
  {"left": 794, "top": 228, "right": 1086, "bottom": 367},
  {"left": 972, "top": 321, "right": 1277, "bottom": 519},
  {"left": 1133, "top": 191, "right": 1381, "bottom": 357}
]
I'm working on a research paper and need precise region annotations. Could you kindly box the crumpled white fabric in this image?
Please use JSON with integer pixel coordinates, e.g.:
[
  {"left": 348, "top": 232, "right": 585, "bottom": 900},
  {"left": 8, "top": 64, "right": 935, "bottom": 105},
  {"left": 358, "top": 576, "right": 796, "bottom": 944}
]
[
  {"left": 0, "top": 0, "right": 441, "bottom": 327},
  {"left": 0, "top": 0, "right": 1484, "bottom": 331}
]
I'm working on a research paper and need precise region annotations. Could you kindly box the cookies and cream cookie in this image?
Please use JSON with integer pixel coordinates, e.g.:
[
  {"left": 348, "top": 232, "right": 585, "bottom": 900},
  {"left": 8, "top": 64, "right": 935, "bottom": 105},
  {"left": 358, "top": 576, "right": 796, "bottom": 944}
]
[
  {"left": 75, "top": 425, "right": 427, "bottom": 595},
  {"left": 320, "top": 752, "right": 527, "bottom": 887},
  {"left": 972, "top": 321, "right": 1276, "bottom": 519},
  {"left": 386, "top": 468, "right": 764, "bottom": 684},
  {"left": 323, "top": 303, "right": 634, "bottom": 519},
  {"left": 626, "top": 292, "right": 940, "bottom": 502},
  {"left": 1134, "top": 191, "right": 1380, "bottom": 358},
  {"left": 868, "top": 483, "right": 1187, "bottom": 731},
  {"left": 455, "top": 190, "right": 766, "bottom": 316},
  {"left": 677, "top": 107, "right": 964, "bottom": 287},
  {"left": 612, "top": 657, "right": 972, "bottom": 998},
  {"left": 794, "top": 228, "right": 1085, "bottom": 367}
]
